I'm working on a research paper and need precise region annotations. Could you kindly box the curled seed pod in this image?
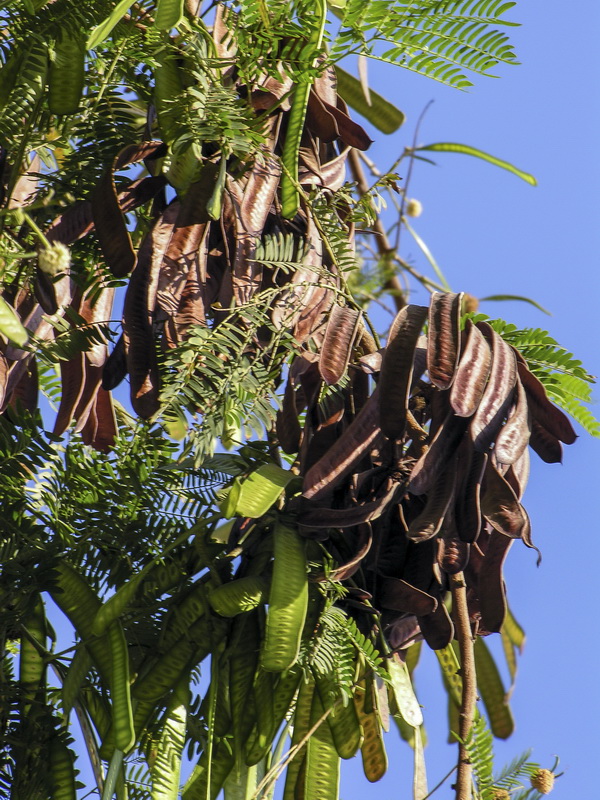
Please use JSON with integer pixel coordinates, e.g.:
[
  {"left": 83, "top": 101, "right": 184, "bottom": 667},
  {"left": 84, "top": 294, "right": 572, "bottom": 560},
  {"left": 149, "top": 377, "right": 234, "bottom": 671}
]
[
  {"left": 450, "top": 320, "right": 491, "bottom": 417},
  {"left": 471, "top": 322, "right": 517, "bottom": 452}
]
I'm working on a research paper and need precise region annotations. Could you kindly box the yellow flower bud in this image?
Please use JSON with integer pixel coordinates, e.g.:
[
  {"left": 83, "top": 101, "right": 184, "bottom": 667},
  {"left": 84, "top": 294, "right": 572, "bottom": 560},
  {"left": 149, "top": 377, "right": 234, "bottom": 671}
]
[
  {"left": 530, "top": 768, "right": 555, "bottom": 794},
  {"left": 405, "top": 198, "right": 423, "bottom": 217},
  {"left": 38, "top": 242, "right": 71, "bottom": 276}
]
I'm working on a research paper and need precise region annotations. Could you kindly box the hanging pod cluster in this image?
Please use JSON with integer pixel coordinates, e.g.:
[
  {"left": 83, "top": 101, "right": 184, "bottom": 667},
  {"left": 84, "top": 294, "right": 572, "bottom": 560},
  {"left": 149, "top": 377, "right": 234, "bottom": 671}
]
[{"left": 286, "top": 291, "right": 576, "bottom": 653}]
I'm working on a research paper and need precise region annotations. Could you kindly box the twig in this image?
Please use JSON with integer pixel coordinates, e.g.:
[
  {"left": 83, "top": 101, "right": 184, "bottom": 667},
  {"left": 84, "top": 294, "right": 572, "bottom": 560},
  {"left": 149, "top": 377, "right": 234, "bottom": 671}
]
[
  {"left": 451, "top": 571, "right": 477, "bottom": 800},
  {"left": 348, "top": 148, "right": 407, "bottom": 312}
]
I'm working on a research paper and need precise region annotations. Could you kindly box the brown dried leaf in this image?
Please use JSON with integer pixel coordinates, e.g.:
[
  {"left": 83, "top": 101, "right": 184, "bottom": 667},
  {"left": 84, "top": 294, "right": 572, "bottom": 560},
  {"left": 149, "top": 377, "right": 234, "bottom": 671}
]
[
  {"left": 319, "top": 305, "right": 362, "bottom": 385},
  {"left": 427, "top": 292, "right": 463, "bottom": 390},
  {"left": 449, "top": 320, "right": 491, "bottom": 417},
  {"left": 379, "top": 304, "right": 428, "bottom": 439}
]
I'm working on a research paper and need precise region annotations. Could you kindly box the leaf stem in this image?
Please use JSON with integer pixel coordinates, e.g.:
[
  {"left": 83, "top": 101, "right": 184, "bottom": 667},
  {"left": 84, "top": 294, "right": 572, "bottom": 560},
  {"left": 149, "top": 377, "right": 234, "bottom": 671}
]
[{"left": 451, "top": 571, "right": 477, "bottom": 800}]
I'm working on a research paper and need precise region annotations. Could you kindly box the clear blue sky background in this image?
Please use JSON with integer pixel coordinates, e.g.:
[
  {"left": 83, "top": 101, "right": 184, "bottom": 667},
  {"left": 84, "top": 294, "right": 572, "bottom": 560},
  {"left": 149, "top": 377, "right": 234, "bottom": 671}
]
[{"left": 337, "top": 1, "right": 600, "bottom": 797}]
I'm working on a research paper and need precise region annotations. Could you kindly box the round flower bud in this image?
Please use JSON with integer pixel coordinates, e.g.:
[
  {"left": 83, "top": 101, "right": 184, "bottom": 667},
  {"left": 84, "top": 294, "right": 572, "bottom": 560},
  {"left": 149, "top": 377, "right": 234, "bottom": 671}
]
[
  {"left": 38, "top": 242, "right": 71, "bottom": 276},
  {"left": 405, "top": 198, "right": 423, "bottom": 217},
  {"left": 530, "top": 768, "right": 555, "bottom": 794},
  {"left": 490, "top": 789, "right": 510, "bottom": 800},
  {"left": 461, "top": 293, "right": 479, "bottom": 314}
]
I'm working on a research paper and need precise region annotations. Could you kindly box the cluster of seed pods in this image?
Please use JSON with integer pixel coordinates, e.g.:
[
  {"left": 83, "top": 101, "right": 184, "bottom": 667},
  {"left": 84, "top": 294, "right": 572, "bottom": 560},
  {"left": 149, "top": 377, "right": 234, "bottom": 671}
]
[{"left": 280, "top": 292, "right": 575, "bottom": 648}]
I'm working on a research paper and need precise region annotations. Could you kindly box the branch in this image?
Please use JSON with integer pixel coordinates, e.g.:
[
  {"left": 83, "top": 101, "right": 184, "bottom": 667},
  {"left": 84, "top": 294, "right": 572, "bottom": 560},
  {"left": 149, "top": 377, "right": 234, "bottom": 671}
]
[
  {"left": 451, "top": 571, "right": 477, "bottom": 800},
  {"left": 348, "top": 148, "right": 407, "bottom": 312}
]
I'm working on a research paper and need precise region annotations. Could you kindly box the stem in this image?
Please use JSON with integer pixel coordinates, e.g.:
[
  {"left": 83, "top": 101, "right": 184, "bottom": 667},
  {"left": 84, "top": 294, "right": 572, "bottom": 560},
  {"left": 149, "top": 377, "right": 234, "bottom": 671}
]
[
  {"left": 348, "top": 149, "right": 407, "bottom": 311},
  {"left": 451, "top": 571, "right": 477, "bottom": 800}
]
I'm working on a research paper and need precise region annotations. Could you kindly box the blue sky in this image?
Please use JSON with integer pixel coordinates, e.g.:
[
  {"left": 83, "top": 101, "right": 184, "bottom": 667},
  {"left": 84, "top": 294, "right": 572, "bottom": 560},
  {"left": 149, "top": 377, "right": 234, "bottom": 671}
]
[{"left": 337, "top": 1, "right": 600, "bottom": 797}]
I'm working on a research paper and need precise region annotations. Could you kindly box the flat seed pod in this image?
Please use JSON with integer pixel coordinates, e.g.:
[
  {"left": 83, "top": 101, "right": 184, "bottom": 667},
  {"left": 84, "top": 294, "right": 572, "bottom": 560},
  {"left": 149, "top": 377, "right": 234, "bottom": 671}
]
[
  {"left": 504, "top": 447, "right": 530, "bottom": 499},
  {"left": 477, "top": 529, "right": 513, "bottom": 633},
  {"left": 454, "top": 447, "right": 487, "bottom": 543},
  {"left": 300, "top": 481, "right": 402, "bottom": 528},
  {"left": 276, "top": 374, "right": 303, "bottom": 454},
  {"left": 379, "top": 304, "right": 428, "bottom": 439},
  {"left": 387, "top": 652, "right": 423, "bottom": 728},
  {"left": 379, "top": 577, "right": 438, "bottom": 616},
  {"left": 261, "top": 523, "right": 308, "bottom": 672},
  {"left": 53, "top": 353, "right": 85, "bottom": 436},
  {"left": 303, "top": 389, "right": 382, "bottom": 500},
  {"left": 319, "top": 305, "right": 362, "bottom": 385},
  {"left": 326, "top": 96, "right": 373, "bottom": 150},
  {"left": 427, "top": 292, "right": 463, "bottom": 389},
  {"left": 450, "top": 320, "right": 492, "bottom": 417},
  {"left": 91, "top": 142, "right": 166, "bottom": 278},
  {"left": 306, "top": 88, "right": 339, "bottom": 142},
  {"left": 124, "top": 204, "right": 180, "bottom": 418},
  {"left": 407, "top": 467, "right": 456, "bottom": 541},
  {"left": 516, "top": 360, "right": 576, "bottom": 444},
  {"left": 528, "top": 418, "right": 563, "bottom": 463},
  {"left": 495, "top": 375, "right": 531, "bottom": 465},
  {"left": 355, "top": 680, "right": 388, "bottom": 783},
  {"left": 101, "top": 334, "right": 127, "bottom": 391},
  {"left": 417, "top": 602, "right": 454, "bottom": 651},
  {"left": 409, "top": 412, "right": 469, "bottom": 496},
  {"left": 481, "top": 461, "right": 528, "bottom": 539},
  {"left": 319, "top": 524, "right": 372, "bottom": 581},
  {"left": 471, "top": 322, "right": 517, "bottom": 452}
]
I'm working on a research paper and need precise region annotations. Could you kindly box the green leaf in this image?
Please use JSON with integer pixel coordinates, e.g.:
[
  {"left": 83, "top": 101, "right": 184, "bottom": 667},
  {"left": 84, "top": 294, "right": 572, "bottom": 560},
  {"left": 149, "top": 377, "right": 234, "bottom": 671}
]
[
  {"left": 155, "top": 0, "right": 184, "bottom": 31},
  {"left": 335, "top": 66, "right": 405, "bottom": 134},
  {"left": 480, "top": 294, "right": 551, "bottom": 315},
  {"left": 87, "top": 0, "right": 133, "bottom": 50},
  {"left": 234, "top": 464, "right": 294, "bottom": 518},
  {"left": 402, "top": 216, "right": 451, "bottom": 290},
  {"left": 474, "top": 638, "right": 514, "bottom": 740},
  {"left": 416, "top": 142, "right": 537, "bottom": 185},
  {"left": 0, "top": 295, "right": 29, "bottom": 347}
]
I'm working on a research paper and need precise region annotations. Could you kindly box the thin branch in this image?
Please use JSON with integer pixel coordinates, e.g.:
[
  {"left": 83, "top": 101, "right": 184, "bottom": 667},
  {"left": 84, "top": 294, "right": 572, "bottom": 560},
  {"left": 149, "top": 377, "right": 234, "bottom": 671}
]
[
  {"left": 451, "top": 572, "right": 477, "bottom": 800},
  {"left": 348, "top": 148, "right": 407, "bottom": 312}
]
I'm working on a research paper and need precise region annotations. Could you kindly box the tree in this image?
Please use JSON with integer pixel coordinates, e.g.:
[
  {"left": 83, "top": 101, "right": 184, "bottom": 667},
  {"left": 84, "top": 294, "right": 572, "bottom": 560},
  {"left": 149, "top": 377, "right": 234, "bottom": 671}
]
[{"left": 0, "top": 1, "right": 597, "bottom": 799}]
